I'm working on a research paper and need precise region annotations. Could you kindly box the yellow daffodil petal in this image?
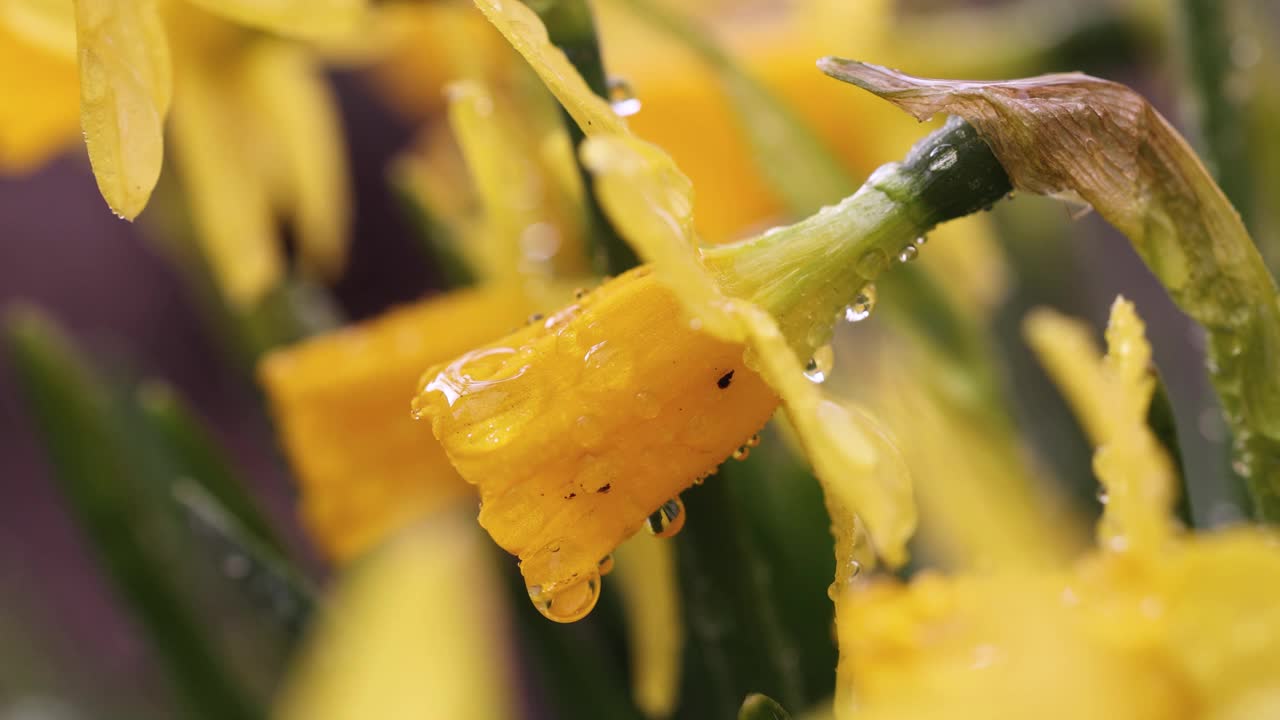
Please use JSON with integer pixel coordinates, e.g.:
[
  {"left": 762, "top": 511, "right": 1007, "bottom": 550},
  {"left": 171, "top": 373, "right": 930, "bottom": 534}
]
[
  {"left": 865, "top": 338, "right": 1073, "bottom": 571},
  {"left": 473, "top": 0, "right": 628, "bottom": 138},
  {"left": 183, "top": 0, "right": 364, "bottom": 39},
  {"left": 275, "top": 514, "right": 517, "bottom": 720},
  {"left": 241, "top": 43, "right": 351, "bottom": 282},
  {"left": 0, "top": 23, "right": 79, "bottom": 172},
  {"left": 259, "top": 286, "right": 530, "bottom": 562},
  {"left": 613, "top": 535, "right": 683, "bottom": 718},
  {"left": 414, "top": 267, "right": 779, "bottom": 620},
  {"left": 916, "top": 214, "right": 1009, "bottom": 313},
  {"left": 581, "top": 132, "right": 915, "bottom": 569},
  {"left": 1, "top": 0, "right": 76, "bottom": 57},
  {"left": 73, "top": 0, "right": 171, "bottom": 219},
  {"left": 168, "top": 55, "right": 280, "bottom": 305},
  {"left": 1025, "top": 298, "right": 1176, "bottom": 555}
]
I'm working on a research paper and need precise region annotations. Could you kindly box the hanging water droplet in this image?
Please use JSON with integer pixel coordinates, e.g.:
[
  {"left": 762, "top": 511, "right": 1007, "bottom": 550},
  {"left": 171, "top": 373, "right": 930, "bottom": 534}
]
[
  {"left": 608, "top": 77, "right": 642, "bottom": 117},
  {"left": 804, "top": 344, "right": 834, "bottom": 383},
  {"left": 898, "top": 245, "right": 919, "bottom": 263},
  {"left": 927, "top": 143, "right": 958, "bottom": 172},
  {"left": 645, "top": 497, "right": 686, "bottom": 538},
  {"left": 528, "top": 571, "right": 602, "bottom": 623},
  {"left": 731, "top": 446, "right": 750, "bottom": 461},
  {"left": 1096, "top": 487, "right": 1110, "bottom": 505},
  {"left": 914, "top": 235, "right": 928, "bottom": 247},
  {"left": 843, "top": 285, "right": 877, "bottom": 323},
  {"left": 745, "top": 433, "right": 762, "bottom": 448},
  {"left": 597, "top": 554, "right": 615, "bottom": 576},
  {"left": 855, "top": 248, "right": 890, "bottom": 279}
]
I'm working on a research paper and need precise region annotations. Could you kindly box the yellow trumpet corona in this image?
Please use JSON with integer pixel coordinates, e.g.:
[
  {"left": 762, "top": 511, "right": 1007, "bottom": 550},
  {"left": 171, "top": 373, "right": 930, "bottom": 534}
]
[{"left": 413, "top": 267, "right": 778, "bottom": 619}]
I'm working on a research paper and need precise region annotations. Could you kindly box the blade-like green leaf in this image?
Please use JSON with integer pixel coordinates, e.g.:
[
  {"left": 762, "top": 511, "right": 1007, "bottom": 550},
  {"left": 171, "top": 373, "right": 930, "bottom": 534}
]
[
  {"left": 4, "top": 307, "right": 262, "bottom": 720},
  {"left": 821, "top": 59, "right": 1280, "bottom": 520}
]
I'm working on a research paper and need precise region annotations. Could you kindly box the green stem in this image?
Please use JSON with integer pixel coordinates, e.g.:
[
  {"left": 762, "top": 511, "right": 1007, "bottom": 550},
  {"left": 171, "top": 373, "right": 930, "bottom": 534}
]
[{"left": 529, "top": 0, "right": 640, "bottom": 275}]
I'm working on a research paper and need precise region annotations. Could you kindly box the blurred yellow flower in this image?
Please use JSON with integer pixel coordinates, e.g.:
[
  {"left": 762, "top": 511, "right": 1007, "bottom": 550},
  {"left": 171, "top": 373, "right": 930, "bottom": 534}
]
[
  {"left": 833, "top": 298, "right": 1280, "bottom": 720},
  {"left": 1, "top": 0, "right": 360, "bottom": 304}
]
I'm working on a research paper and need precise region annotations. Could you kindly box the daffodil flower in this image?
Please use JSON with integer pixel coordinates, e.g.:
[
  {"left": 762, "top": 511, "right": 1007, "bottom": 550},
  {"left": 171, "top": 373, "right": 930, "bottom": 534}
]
[
  {"left": 832, "top": 298, "right": 1280, "bottom": 720},
  {"left": 0, "top": 0, "right": 361, "bottom": 304},
  {"left": 410, "top": 0, "right": 1016, "bottom": 623}
]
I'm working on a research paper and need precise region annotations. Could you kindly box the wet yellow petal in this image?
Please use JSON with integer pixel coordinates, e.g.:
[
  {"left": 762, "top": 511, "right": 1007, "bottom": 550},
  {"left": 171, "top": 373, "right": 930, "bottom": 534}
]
[
  {"left": 168, "top": 53, "right": 280, "bottom": 305},
  {"left": 0, "top": 23, "right": 80, "bottom": 172},
  {"left": 240, "top": 43, "right": 351, "bottom": 282},
  {"left": 613, "top": 534, "right": 683, "bottom": 718},
  {"left": 473, "top": 0, "right": 627, "bottom": 138},
  {"left": 259, "top": 286, "right": 531, "bottom": 562},
  {"left": 414, "top": 268, "right": 779, "bottom": 619},
  {"left": 1, "top": 0, "right": 76, "bottom": 57},
  {"left": 582, "top": 132, "right": 915, "bottom": 569},
  {"left": 183, "top": 0, "right": 364, "bottom": 39},
  {"left": 73, "top": 0, "right": 171, "bottom": 219},
  {"left": 1025, "top": 298, "right": 1176, "bottom": 556},
  {"left": 275, "top": 514, "right": 517, "bottom": 720}
]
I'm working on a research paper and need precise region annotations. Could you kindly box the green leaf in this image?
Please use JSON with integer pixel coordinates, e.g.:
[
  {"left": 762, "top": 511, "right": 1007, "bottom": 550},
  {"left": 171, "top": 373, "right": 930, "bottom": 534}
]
[
  {"left": 739, "top": 693, "right": 792, "bottom": 720},
  {"left": 4, "top": 307, "right": 263, "bottom": 720},
  {"left": 821, "top": 59, "right": 1280, "bottom": 521}
]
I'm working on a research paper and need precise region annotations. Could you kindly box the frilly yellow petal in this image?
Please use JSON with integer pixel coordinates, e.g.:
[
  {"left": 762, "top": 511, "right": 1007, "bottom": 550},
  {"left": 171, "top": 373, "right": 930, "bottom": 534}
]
[
  {"left": 274, "top": 514, "right": 517, "bottom": 720},
  {"left": 240, "top": 42, "right": 352, "bottom": 282},
  {"left": 74, "top": 0, "right": 171, "bottom": 219},
  {"left": 472, "top": 0, "right": 627, "bottom": 138},
  {"left": 259, "top": 287, "right": 531, "bottom": 562},
  {"left": 168, "top": 53, "right": 280, "bottom": 305},
  {"left": 1, "top": 0, "right": 76, "bottom": 58},
  {"left": 183, "top": 0, "right": 365, "bottom": 39},
  {"left": 0, "top": 23, "right": 80, "bottom": 172},
  {"left": 1024, "top": 298, "right": 1176, "bottom": 556},
  {"left": 613, "top": 535, "right": 683, "bottom": 718}
]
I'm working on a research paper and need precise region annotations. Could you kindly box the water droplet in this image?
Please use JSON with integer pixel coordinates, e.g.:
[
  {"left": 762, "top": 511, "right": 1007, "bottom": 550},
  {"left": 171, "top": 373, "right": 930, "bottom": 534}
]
[
  {"left": 804, "top": 344, "right": 834, "bottom": 383},
  {"left": 608, "top": 77, "right": 642, "bottom": 117},
  {"left": 597, "top": 554, "right": 615, "bottom": 576},
  {"left": 731, "top": 446, "right": 750, "bottom": 461},
  {"left": 898, "top": 245, "right": 919, "bottom": 263},
  {"left": 745, "top": 433, "right": 762, "bottom": 448},
  {"left": 1096, "top": 487, "right": 1110, "bottom": 505},
  {"left": 855, "top": 248, "right": 890, "bottom": 279},
  {"left": 645, "top": 497, "right": 686, "bottom": 538},
  {"left": 528, "top": 571, "right": 602, "bottom": 623},
  {"left": 927, "top": 143, "right": 958, "bottom": 172},
  {"left": 914, "top": 235, "right": 928, "bottom": 247},
  {"left": 843, "top": 285, "right": 877, "bottom": 323}
]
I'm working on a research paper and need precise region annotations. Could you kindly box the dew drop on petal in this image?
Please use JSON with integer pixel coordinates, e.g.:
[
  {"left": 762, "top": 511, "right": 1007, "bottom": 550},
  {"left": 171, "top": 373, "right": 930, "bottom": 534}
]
[
  {"left": 804, "top": 344, "right": 834, "bottom": 383},
  {"left": 844, "top": 285, "right": 877, "bottom": 323},
  {"left": 745, "top": 433, "right": 762, "bottom": 448},
  {"left": 608, "top": 77, "right": 642, "bottom": 117},
  {"left": 731, "top": 446, "right": 750, "bottom": 461},
  {"left": 645, "top": 497, "right": 686, "bottom": 538},
  {"left": 528, "top": 571, "right": 602, "bottom": 623}
]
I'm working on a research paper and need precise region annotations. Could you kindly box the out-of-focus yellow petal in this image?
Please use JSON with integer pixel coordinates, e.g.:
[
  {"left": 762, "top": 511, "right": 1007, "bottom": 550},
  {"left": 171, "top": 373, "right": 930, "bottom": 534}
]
[
  {"left": 183, "top": 0, "right": 364, "bottom": 39},
  {"left": 915, "top": 214, "right": 1009, "bottom": 312},
  {"left": 414, "top": 268, "right": 779, "bottom": 621},
  {"left": 613, "top": 534, "right": 683, "bottom": 718},
  {"left": 168, "top": 52, "right": 280, "bottom": 305},
  {"left": 259, "top": 286, "right": 531, "bottom": 562},
  {"left": 274, "top": 514, "right": 517, "bottom": 720},
  {"left": 240, "top": 42, "right": 351, "bottom": 282},
  {"left": 1025, "top": 298, "right": 1176, "bottom": 556},
  {"left": 73, "top": 0, "right": 171, "bottom": 219},
  {"left": 1, "top": 0, "right": 76, "bottom": 57},
  {"left": 473, "top": 0, "right": 627, "bottom": 138},
  {"left": 866, "top": 338, "right": 1071, "bottom": 572},
  {"left": 0, "top": 23, "right": 79, "bottom": 172}
]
